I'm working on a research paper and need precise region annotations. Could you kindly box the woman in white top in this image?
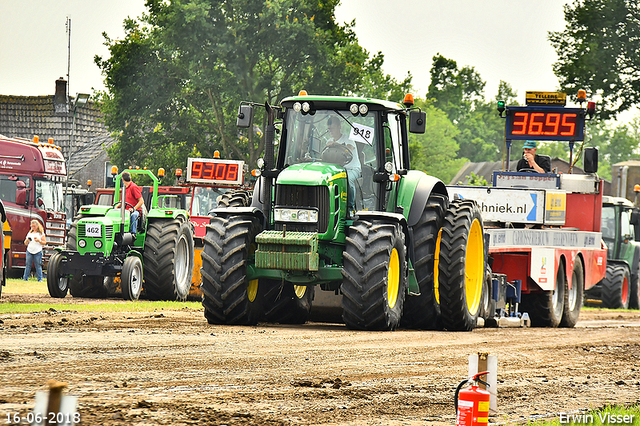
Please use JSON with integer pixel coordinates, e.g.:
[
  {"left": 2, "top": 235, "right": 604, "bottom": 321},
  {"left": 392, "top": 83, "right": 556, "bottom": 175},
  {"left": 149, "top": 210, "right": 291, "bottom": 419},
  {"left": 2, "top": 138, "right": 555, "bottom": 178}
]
[{"left": 23, "top": 219, "right": 46, "bottom": 281}]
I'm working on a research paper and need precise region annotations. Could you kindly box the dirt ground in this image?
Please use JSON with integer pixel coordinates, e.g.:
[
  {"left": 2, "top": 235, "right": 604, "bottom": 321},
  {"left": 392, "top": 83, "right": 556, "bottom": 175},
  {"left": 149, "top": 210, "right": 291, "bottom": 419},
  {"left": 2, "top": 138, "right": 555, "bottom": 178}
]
[{"left": 1, "top": 292, "right": 640, "bottom": 425}]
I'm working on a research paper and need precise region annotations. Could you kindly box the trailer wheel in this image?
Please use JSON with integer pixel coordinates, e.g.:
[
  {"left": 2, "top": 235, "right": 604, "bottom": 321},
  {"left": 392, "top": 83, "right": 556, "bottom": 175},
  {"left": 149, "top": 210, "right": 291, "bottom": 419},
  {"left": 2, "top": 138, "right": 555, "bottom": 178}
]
[
  {"left": 601, "top": 264, "right": 630, "bottom": 309},
  {"left": 560, "top": 259, "right": 584, "bottom": 327},
  {"left": 342, "top": 220, "right": 407, "bottom": 331},
  {"left": 143, "top": 218, "right": 194, "bottom": 301},
  {"left": 401, "top": 194, "right": 447, "bottom": 330},
  {"left": 121, "top": 256, "right": 143, "bottom": 301},
  {"left": 201, "top": 215, "right": 263, "bottom": 325},
  {"left": 437, "top": 199, "right": 485, "bottom": 331},
  {"left": 46, "top": 252, "right": 68, "bottom": 298},
  {"left": 262, "top": 281, "right": 314, "bottom": 324},
  {"left": 523, "top": 261, "right": 566, "bottom": 327}
]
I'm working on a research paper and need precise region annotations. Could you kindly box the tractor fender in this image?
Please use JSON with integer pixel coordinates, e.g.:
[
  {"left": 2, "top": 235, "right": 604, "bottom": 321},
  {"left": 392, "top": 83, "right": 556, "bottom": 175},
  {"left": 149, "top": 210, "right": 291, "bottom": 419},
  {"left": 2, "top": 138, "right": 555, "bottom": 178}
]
[
  {"left": 398, "top": 171, "right": 448, "bottom": 228},
  {"left": 126, "top": 250, "right": 144, "bottom": 262},
  {"left": 211, "top": 207, "right": 265, "bottom": 224}
]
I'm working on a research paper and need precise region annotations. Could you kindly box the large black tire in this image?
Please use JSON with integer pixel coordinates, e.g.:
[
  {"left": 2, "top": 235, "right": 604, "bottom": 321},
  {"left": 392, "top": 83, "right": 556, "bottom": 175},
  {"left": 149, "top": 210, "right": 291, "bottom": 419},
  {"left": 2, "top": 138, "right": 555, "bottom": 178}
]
[
  {"left": 121, "top": 256, "right": 143, "bottom": 301},
  {"left": 629, "top": 263, "right": 640, "bottom": 310},
  {"left": 46, "top": 252, "right": 68, "bottom": 298},
  {"left": 65, "top": 221, "right": 87, "bottom": 297},
  {"left": 561, "top": 259, "right": 584, "bottom": 327},
  {"left": 217, "top": 190, "right": 252, "bottom": 208},
  {"left": 401, "top": 194, "right": 448, "bottom": 330},
  {"left": 601, "top": 263, "right": 630, "bottom": 309},
  {"left": 262, "top": 281, "right": 315, "bottom": 324},
  {"left": 342, "top": 220, "right": 407, "bottom": 331},
  {"left": 143, "top": 218, "right": 194, "bottom": 301},
  {"left": 522, "top": 261, "right": 566, "bottom": 327},
  {"left": 437, "top": 199, "right": 486, "bottom": 331},
  {"left": 201, "top": 215, "right": 263, "bottom": 325}
]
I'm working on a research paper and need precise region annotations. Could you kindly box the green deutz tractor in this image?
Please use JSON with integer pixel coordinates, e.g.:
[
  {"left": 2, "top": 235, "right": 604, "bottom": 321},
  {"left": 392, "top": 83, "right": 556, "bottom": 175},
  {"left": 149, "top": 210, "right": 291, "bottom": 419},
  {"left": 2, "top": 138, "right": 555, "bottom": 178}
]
[
  {"left": 47, "top": 169, "right": 194, "bottom": 301},
  {"left": 201, "top": 93, "right": 486, "bottom": 331},
  {"left": 585, "top": 196, "right": 640, "bottom": 309}
]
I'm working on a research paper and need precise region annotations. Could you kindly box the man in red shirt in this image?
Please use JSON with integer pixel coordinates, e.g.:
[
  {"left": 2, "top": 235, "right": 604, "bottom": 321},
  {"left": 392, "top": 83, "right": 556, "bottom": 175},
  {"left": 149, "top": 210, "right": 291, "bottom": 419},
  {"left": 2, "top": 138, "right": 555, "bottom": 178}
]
[{"left": 117, "top": 172, "right": 145, "bottom": 235}]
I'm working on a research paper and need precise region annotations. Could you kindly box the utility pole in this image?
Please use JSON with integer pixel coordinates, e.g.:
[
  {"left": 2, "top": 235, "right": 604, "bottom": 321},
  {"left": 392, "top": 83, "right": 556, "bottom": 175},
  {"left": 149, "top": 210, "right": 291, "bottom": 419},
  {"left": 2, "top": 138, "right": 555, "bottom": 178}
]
[{"left": 66, "top": 16, "right": 71, "bottom": 99}]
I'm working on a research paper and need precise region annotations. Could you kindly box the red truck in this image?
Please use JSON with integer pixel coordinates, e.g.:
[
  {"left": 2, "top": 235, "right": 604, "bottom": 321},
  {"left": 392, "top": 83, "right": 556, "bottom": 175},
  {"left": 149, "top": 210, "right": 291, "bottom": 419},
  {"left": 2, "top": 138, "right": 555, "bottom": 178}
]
[{"left": 0, "top": 135, "right": 67, "bottom": 270}]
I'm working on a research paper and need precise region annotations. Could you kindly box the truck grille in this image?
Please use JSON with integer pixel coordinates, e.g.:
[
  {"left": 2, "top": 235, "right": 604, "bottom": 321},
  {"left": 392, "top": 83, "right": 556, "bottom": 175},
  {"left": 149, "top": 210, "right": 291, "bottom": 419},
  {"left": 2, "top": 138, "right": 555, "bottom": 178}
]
[{"left": 275, "top": 185, "right": 329, "bottom": 233}]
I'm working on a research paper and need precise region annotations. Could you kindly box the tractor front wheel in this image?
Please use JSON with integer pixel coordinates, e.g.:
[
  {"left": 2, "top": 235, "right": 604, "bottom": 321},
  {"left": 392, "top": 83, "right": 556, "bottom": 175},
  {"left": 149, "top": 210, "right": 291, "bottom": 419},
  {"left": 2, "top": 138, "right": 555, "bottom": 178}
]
[
  {"left": 143, "top": 218, "right": 194, "bottom": 301},
  {"left": 437, "top": 199, "right": 485, "bottom": 331},
  {"left": 201, "top": 215, "right": 263, "bottom": 325},
  {"left": 121, "top": 256, "right": 143, "bottom": 301},
  {"left": 342, "top": 220, "right": 407, "bottom": 331},
  {"left": 46, "top": 252, "right": 68, "bottom": 298}
]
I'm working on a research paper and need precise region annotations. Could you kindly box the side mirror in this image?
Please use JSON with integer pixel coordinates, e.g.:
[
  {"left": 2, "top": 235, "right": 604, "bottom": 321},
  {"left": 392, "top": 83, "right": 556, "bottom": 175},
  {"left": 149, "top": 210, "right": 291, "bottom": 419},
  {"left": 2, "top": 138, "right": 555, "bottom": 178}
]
[
  {"left": 15, "top": 181, "right": 27, "bottom": 206},
  {"left": 0, "top": 201, "right": 5, "bottom": 223},
  {"left": 83, "top": 193, "right": 95, "bottom": 205},
  {"left": 408, "top": 110, "right": 426, "bottom": 134},
  {"left": 584, "top": 147, "right": 598, "bottom": 173},
  {"left": 631, "top": 210, "right": 640, "bottom": 226},
  {"left": 37, "top": 198, "right": 45, "bottom": 208},
  {"left": 236, "top": 105, "right": 253, "bottom": 128}
]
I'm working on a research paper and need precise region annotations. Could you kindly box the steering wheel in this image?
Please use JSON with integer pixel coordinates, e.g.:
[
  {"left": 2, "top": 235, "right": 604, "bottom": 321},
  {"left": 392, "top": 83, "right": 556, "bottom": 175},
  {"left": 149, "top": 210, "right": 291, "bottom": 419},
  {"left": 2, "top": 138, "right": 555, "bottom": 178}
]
[
  {"left": 321, "top": 143, "right": 353, "bottom": 167},
  {"left": 115, "top": 202, "right": 136, "bottom": 210},
  {"left": 518, "top": 168, "right": 537, "bottom": 173}
]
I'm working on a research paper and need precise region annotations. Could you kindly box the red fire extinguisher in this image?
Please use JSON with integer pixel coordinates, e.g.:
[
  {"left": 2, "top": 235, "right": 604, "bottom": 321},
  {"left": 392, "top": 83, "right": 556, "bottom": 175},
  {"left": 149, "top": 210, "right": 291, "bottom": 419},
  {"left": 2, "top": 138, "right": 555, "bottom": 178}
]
[{"left": 454, "top": 371, "right": 490, "bottom": 426}]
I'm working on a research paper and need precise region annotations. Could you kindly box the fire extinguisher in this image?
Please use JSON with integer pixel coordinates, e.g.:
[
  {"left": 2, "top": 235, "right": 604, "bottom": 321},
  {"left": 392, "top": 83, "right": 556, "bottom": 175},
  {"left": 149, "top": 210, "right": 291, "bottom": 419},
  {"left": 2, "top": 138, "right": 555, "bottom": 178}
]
[{"left": 454, "top": 371, "right": 491, "bottom": 426}]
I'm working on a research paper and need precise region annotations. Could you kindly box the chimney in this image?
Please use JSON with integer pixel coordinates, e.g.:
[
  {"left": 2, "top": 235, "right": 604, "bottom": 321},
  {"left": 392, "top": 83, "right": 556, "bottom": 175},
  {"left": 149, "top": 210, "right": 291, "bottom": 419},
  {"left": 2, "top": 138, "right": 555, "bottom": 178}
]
[{"left": 54, "top": 77, "right": 69, "bottom": 115}]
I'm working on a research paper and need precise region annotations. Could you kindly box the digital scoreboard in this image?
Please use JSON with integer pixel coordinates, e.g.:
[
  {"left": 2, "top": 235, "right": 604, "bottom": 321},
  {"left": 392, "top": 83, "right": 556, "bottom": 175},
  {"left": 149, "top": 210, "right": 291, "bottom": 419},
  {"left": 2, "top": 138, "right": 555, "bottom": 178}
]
[
  {"left": 505, "top": 106, "right": 585, "bottom": 141},
  {"left": 186, "top": 158, "right": 244, "bottom": 185}
]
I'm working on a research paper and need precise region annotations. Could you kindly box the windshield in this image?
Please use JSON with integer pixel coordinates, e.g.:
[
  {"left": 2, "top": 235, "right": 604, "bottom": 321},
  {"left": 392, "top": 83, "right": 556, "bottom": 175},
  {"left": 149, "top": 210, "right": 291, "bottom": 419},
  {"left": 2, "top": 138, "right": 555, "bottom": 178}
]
[
  {"left": 191, "top": 186, "right": 228, "bottom": 216},
  {"left": 282, "top": 109, "right": 378, "bottom": 170},
  {"left": 36, "top": 179, "right": 65, "bottom": 212}
]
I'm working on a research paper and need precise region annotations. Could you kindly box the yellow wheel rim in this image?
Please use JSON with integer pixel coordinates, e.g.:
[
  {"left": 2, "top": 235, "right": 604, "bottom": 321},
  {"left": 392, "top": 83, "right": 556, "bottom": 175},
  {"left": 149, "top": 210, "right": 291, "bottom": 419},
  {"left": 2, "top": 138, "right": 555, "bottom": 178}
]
[
  {"left": 465, "top": 218, "right": 484, "bottom": 315},
  {"left": 294, "top": 285, "right": 306, "bottom": 299},
  {"left": 387, "top": 248, "right": 400, "bottom": 309},
  {"left": 434, "top": 228, "right": 443, "bottom": 304},
  {"left": 247, "top": 279, "right": 259, "bottom": 302}
]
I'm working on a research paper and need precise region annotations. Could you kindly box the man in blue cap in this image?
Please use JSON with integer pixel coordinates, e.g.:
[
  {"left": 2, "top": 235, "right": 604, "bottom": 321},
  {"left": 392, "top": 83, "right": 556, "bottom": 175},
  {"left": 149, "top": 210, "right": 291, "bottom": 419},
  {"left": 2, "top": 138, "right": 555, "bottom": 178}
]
[{"left": 517, "top": 140, "right": 551, "bottom": 173}]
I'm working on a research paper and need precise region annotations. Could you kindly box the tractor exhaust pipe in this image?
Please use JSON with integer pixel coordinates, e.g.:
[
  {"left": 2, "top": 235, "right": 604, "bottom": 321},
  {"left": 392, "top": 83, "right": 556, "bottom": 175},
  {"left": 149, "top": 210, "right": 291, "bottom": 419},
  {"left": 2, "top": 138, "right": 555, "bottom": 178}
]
[{"left": 262, "top": 102, "right": 276, "bottom": 230}]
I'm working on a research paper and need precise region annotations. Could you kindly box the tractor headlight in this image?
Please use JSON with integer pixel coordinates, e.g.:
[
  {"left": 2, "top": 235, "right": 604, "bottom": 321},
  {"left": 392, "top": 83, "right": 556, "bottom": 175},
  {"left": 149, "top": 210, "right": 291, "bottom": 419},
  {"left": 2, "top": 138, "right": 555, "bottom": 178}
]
[
  {"left": 274, "top": 208, "right": 318, "bottom": 223},
  {"left": 293, "top": 102, "right": 302, "bottom": 112},
  {"left": 94, "top": 240, "right": 103, "bottom": 249},
  {"left": 350, "top": 104, "right": 359, "bottom": 115},
  {"left": 359, "top": 104, "right": 368, "bottom": 115},
  {"left": 78, "top": 239, "right": 87, "bottom": 248},
  {"left": 301, "top": 102, "right": 311, "bottom": 113}
]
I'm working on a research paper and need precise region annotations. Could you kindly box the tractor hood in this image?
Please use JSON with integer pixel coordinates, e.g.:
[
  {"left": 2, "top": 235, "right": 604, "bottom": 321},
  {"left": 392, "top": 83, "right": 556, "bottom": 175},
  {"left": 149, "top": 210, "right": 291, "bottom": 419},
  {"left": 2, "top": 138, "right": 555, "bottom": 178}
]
[{"left": 276, "top": 162, "right": 346, "bottom": 186}]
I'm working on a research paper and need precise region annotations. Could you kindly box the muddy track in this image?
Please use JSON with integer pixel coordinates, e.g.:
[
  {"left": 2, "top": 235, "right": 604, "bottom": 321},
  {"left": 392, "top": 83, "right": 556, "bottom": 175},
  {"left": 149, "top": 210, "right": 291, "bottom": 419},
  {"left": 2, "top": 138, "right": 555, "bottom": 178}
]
[{"left": 1, "top": 293, "right": 640, "bottom": 425}]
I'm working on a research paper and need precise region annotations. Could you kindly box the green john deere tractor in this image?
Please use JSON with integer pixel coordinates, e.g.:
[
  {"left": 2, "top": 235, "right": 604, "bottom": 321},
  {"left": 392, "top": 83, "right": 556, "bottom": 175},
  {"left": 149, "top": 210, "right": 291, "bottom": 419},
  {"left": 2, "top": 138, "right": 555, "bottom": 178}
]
[
  {"left": 200, "top": 94, "right": 486, "bottom": 331},
  {"left": 585, "top": 196, "right": 640, "bottom": 309},
  {"left": 47, "top": 168, "right": 194, "bottom": 301}
]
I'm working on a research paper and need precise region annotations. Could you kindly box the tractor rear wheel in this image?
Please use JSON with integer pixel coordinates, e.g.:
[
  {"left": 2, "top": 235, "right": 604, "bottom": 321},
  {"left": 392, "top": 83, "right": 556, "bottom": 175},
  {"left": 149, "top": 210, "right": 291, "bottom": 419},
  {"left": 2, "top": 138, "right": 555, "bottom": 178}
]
[
  {"left": 522, "top": 261, "right": 566, "bottom": 327},
  {"left": 401, "top": 194, "right": 447, "bottom": 330},
  {"left": 342, "top": 220, "right": 407, "bottom": 331},
  {"left": 46, "top": 252, "right": 68, "bottom": 298},
  {"left": 217, "top": 190, "right": 252, "bottom": 208},
  {"left": 262, "top": 281, "right": 314, "bottom": 324},
  {"left": 601, "top": 263, "right": 630, "bottom": 309},
  {"left": 201, "top": 215, "right": 263, "bottom": 325},
  {"left": 143, "top": 218, "right": 194, "bottom": 301},
  {"left": 628, "top": 263, "right": 639, "bottom": 309},
  {"left": 437, "top": 199, "right": 485, "bottom": 331},
  {"left": 121, "top": 256, "right": 143, "bottom": 301},
  {"left": 561, "top": 259, "right": 583, "bottom": 327}
]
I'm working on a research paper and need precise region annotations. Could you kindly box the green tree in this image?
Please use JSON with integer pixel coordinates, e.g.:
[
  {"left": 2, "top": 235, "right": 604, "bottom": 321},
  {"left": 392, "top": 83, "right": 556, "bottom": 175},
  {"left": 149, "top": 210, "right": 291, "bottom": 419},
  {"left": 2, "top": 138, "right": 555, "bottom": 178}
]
[
  {"left": 95, "top": 0, "right": 410, "bottom": 174},
  {"left": 409, "top": 99, "right": 466, "bottom": 183},
  {"left": 549, "top": 0, "right": 640, "bottom": 119}
]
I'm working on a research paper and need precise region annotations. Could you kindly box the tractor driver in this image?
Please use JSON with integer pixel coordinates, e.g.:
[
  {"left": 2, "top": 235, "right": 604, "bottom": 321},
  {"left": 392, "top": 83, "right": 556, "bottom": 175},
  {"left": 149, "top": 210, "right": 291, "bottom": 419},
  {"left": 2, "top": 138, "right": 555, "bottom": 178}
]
[
  {"left": 516, "top": 140, "right": 551, "bottom": 173},
  {"left": 116, "top": 172, "right": 145, "bottom": 236},
  {"left": 326, "top": 116, "right": 361, "bottom": 212}
]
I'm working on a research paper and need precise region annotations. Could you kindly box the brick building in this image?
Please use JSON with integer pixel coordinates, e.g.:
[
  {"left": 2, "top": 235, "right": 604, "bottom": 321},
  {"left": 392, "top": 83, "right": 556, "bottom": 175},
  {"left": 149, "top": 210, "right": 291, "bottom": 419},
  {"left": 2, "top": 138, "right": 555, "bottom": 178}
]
[{"left": 0, "top": 78, "right": 116, "bottom": 188}]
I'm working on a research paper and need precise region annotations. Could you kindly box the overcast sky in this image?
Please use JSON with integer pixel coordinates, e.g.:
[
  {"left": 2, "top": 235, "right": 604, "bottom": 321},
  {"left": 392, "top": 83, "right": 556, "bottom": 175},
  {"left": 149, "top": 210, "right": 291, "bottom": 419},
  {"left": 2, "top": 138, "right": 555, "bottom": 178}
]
[{"left": 1, "top": 0, "right": 634, "bottom": 123}]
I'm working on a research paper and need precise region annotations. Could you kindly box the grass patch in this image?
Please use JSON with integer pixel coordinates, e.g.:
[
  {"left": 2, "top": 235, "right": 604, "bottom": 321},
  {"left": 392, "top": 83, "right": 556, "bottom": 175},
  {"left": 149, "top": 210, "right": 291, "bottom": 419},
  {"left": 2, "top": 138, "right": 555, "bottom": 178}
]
[
  {"left": 4, "top": 277, "right": 48, "bottom": 294},
  {"left": 525, "top": 404, "right": 640, "bottom": 425},
  {"left": 1, "top": 277, "right": 202, "bottom": 314},
  {"left": 0, "top": 300, "right": 202, "bottom": 314}
]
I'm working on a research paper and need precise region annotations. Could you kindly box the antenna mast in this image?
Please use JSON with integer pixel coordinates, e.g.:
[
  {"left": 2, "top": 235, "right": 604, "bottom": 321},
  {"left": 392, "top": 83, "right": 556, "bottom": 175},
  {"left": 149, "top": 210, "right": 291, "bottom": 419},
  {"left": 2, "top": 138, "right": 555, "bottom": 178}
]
[{"left": 66, "top": 16, "right": 71, "bottom": 98}]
